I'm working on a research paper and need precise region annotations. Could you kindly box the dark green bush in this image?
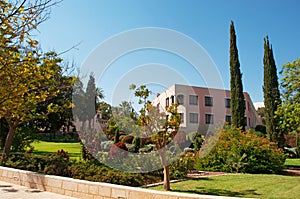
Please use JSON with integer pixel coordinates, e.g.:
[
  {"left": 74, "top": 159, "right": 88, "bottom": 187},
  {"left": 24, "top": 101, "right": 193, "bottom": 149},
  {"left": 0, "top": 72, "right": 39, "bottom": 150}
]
[
  {"left": 43, "top": 150, "right": 72, "bottom": 176},
  {"left": 195, "top": 126, "right": 286, "bottom": 174},
  {"left": 1, "top": 151, "right": 160, "bottom": 187}
]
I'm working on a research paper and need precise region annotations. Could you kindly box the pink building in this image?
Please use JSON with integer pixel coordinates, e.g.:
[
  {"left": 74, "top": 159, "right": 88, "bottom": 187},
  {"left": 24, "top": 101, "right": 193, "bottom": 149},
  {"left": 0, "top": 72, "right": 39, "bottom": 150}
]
[{"left": 152, "top": 84, "right": 262, "bottom": 134}]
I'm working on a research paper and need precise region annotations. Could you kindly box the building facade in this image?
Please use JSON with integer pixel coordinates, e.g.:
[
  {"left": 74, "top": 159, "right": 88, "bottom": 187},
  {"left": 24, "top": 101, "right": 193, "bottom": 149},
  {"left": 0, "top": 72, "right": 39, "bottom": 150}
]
[{"left": 152, "top": 84, "right": 262, "bottom": 134}]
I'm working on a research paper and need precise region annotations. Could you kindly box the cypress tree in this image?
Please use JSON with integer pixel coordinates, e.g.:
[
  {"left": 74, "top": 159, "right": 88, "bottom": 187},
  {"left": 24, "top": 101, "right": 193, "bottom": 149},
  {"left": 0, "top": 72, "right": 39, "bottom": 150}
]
[
  {"left": 86, "top": 73, "right": 96, "bottom": 129},
  {"left": 263, "top": 36, "right": 284, "bottom": 148},
  {"left": 229, "top": 21, "right": 245, "bottom": 130}
]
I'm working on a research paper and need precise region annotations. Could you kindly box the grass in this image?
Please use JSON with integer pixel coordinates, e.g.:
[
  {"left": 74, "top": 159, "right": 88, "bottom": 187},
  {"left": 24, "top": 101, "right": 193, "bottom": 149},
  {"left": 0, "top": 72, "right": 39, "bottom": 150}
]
[
  {"left": 285, "top": 158, "right": 300, "bottom": 168},
  {"left": 149, "top": 174, "right": 300, "bottom": 199},
  {"left": 32, "top": 141, "right": 82, "bottom": 160}
]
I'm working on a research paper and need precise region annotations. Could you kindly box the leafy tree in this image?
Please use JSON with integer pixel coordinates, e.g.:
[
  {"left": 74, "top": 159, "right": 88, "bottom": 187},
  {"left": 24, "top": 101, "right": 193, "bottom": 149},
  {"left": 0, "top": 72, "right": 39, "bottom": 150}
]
[
  {"left": 105, "top": 118, "right": 119, "bottom": 138},
  {"left": 257, "top": 107, "right": 266, "bottom": 125},
  {"left": 276, "top": 58, "right": 300, "bottom": 143},
  {"left": 229, "top": 21, "right": 245, "bottom": 130},
  {"left": 131, "top": 84, "right": 181, "bottom": 191},
  {"left": 96, "top": 101, "right": 112, "bottom": 120},
  {"left": 263, "top": 36, "right": 284, "bottom": 148},
  {"left": 0, "top": 0, "right": 64, "bottom": 158},
  {"left": 32, "top": 75, "right": 75, "bottom": 140},
  {"left": 110, "top": 101, "right": 139, "bottom": 136},
  {"left": 1, "top": 52, "right": 69, "bottom": 158}
]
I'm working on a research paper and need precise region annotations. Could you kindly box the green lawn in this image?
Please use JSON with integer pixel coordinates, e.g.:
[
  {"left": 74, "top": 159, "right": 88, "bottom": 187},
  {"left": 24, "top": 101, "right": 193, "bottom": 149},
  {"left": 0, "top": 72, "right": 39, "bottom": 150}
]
[
  {"left": 149, "top": 174, "right": 300, "bottom": 199},
  {"left": 285, "top": 158, "right": 300, "bottom": 168},
  {"left": 32, "top": 141, "right": 82, "bottom": 160}
]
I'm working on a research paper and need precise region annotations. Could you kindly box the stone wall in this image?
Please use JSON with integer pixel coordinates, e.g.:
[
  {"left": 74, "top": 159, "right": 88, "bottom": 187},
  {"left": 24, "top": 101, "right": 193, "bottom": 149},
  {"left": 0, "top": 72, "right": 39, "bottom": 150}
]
[{"left": 0, "top": 166, "right": 241, "bottom": 199}]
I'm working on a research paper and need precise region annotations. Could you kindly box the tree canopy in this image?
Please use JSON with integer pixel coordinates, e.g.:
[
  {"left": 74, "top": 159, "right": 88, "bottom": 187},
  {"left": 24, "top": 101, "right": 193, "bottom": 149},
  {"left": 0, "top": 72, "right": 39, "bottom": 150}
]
[{"left": 276, "top": 58, "right": 300, "bottom": 135}]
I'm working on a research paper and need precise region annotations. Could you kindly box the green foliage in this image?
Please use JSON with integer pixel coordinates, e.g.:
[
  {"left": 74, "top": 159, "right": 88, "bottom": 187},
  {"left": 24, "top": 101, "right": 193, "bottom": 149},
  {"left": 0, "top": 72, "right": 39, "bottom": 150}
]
[
  {"left": 96, "top": 101, "right": 112, "bottom": 120},
  {"left": 193, "top": 133, "right": 205, "bottom": 151},
  {"left": 195, "top": 126, "right": 286, "bottom": 174},
  {"left": 86, "top": 73, "right": 97, "bottom": 124},
  {"left": 133, "top": 136, "right": 141, "bottom": 152},
  {"left": 1, "top": 151, "right": 158, "bottom": 187},
  {"left": 2, "top": 149, "right": 72, "bottom": 177},
  {"left": 0, "top": 0, "right": 72, "bottom": 155},
  {"left": 276, "top": 58, "right": 300, "bottom": 135},
  {"left": 263, "top": 36, "right": 283, "bottom": 147},
  {"left": 255, "top": 125, "right": 267, "bottom": 136},
  {"left": 11, "top": 125, "right": 39, "bottom": 152},
  {"left": 229, "top": 21, "right": 245, "bottom": 130},
  {"left": 105, "top": 119, "right": 119, "bottom": 138},
  {"left": 70, "top": 163, "right": 144, "bottom": 187},
  {"left": 257, "top": 107, "right": 265, "bottom": 125},
  {"left": 43, "top": 150, "right": 72, "bottom": 176},
  {"left": 169, "top": 153, "right": 195, "bottom": 179},
  {"left": 114, "top": 128, "right": 120, "bottom": 144}
]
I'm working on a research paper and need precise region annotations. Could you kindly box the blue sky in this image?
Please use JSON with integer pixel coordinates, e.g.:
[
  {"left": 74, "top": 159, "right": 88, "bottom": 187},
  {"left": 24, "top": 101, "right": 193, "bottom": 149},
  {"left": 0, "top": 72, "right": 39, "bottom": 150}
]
[{"left": 36, "top": 0, "right": 300, "bottom": 106}]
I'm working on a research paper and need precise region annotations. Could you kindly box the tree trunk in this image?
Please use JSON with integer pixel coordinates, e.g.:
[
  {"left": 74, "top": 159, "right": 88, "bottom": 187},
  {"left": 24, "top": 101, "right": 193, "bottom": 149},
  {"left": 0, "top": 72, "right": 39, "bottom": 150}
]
[
  {"left": 159, "top": 148, "right": 171, "bottom": 191},
  {"left": 163, "top": 165, "right": 170, "bottom": 191},
  {"left": 2, "top": 124, "right": 17, "bottom": 159}
]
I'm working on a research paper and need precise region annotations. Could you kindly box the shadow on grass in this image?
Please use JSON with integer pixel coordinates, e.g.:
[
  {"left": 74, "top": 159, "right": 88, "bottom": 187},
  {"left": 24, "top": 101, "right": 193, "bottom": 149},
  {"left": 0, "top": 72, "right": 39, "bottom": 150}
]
[{"left": 170, "top": 178, "right": 261, "bottom": 198}]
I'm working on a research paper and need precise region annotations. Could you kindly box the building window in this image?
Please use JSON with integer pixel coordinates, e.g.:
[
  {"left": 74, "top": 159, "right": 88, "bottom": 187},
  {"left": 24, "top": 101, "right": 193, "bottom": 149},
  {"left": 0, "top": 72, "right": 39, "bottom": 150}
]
[
  {"left": 166, "top": 97, "right": 169, "bottom": 107},
  {"left": 225, "top": 115, "right": 231, "bottom": 125},
  {"left": 177, "top": 95, "right": 184, "bottom": 105},
  {"left": 225, "top": 98, "right": 231, "bottom": 108},
  {"left": 189, "top": 113, "right": 198, "bottom": 123},
  {"left": 179, "top": 113, "right": 184, "bottom": 124},
  {"left": 205, "top": 114, "right": 214, "bottom": 124},
  {"left": 205, "top": 96, "right": 213, "bottom": 106},
  {"left": 189, "top": 95, "right": 198, "bottom": 105},
  {"left": 171, "top": 95, "right": 175, "bottom": 104}
]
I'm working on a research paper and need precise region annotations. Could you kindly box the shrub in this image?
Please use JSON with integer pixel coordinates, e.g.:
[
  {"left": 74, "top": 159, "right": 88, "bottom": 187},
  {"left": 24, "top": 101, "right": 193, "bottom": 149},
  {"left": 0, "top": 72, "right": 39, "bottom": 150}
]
[
  {"left": 195, "top": 126, "right": 286, "bottom": 174},
  {"left": 170, "top": 152, "right": 195, "bottom": 179},
  {"left": 1, "top": 151, "right": 162, "bottom": 187},
  {"left": 133, "top": 136, "right": 141, "bottom": 152},
  {"left": 138, "top": 144, "right": 155, "bottom": 153},
  {"left": 2, "top": 153, "right": 47, "bottom": 172},
  {"left": 108, "top": 142, "right": 128, "bottom": 159},
  {"left": 255, "top": 125, "right": 267, "bottom": 136},
  {"left": 122, "top": 135, "right": 134, "bottom": 144},
  {"left": 43, "top": 150, "right": 72, "bottom": 176},
  {"left": 11, "top": 126, "right": 39, "bottom": 152}
]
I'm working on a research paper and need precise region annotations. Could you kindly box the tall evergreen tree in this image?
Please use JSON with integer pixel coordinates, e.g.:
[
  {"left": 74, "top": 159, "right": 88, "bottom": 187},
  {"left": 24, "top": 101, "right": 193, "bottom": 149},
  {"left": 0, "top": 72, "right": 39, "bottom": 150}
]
[
  {"left": 263, "top": 36, "right": 284, "bottom": 148},
  {"left": 86, "top": 73, "right": 97, "bottom": 129},
  {"left": 229, "top": 21, "right": 245, "bottom": 130}
]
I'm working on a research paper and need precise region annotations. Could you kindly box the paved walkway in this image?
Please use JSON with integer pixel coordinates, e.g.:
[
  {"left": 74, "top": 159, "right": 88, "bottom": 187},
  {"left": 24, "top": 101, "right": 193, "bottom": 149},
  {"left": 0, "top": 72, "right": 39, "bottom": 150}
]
[{"left": 0, "top": 180, "right": 77, "bottom": 199}]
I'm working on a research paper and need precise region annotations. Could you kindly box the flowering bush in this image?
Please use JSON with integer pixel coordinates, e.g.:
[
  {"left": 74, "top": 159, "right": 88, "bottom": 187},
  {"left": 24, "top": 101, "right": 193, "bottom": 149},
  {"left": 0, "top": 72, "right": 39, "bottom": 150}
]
[
  {"left": 108, "top": 141, "right": 128, "bottom": 159},
  {"left": 195, "top": 126, "right": 286, "bottom": 174}
]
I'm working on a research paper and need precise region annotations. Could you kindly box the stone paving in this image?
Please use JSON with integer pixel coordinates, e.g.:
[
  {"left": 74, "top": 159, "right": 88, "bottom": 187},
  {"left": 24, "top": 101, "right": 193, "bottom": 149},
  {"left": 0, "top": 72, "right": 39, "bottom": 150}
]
[{"left": 0, "top": 180, "right": 77, "bottom": 199}]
